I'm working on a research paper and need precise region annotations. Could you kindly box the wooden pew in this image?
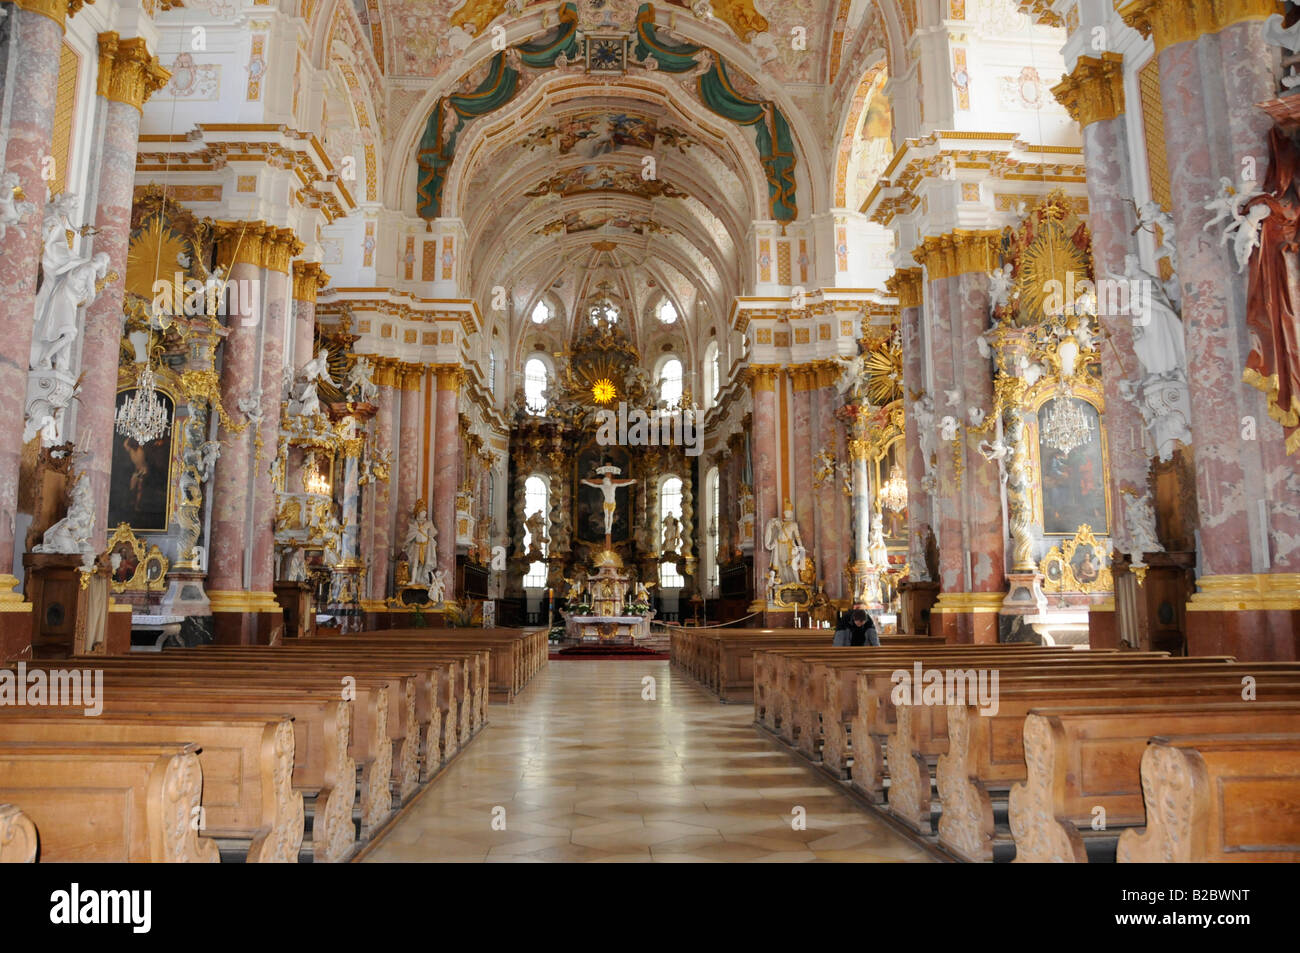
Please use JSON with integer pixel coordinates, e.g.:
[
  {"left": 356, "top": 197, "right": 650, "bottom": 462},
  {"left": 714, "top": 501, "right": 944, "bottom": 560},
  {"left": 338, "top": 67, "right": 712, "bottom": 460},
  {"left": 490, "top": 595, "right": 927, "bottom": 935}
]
[
  {"left": 1008, "top": 704, "right": 1300, "bottom": 862},
  {"left": 187, "top": 644, "right": 462, "bottom": 777},
  {"left": 0, "top": 713, "right": 303, "bottom": 862},
  {"left": 36, "top": 664, "right": 394, "bottom": 840},
  {"left": 1117, "top": 733, "right": 1300, "bottom": 862},
  {"left": 0, "top": 804, "right": 37, "bottom": 863},
  {"left": 339, "top": 628, "right": 543, "bottom": 702},
  {"left": 0, "top": 679, "right": 355, "bottom": 863},
  {"left": 935, "top": 673, "right": 1300, "bottom": 861},
  {"left": 0, "top": 741, "right": 220, "bottom": 862}
]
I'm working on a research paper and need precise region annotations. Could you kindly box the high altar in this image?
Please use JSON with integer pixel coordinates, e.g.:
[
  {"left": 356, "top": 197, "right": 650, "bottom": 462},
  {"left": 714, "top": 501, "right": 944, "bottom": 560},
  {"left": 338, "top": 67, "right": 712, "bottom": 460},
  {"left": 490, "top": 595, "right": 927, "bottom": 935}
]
[{"left": 562, "top": 547, "right": 653, "bottom": 643}]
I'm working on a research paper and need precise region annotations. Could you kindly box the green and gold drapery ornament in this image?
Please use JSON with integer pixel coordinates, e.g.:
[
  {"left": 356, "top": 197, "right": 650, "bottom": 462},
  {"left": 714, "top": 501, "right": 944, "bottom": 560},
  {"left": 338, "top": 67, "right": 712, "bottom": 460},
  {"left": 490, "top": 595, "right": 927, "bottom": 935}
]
[
  {"left": 415, "top": 2, "right": 799, "bottom": 223},
  {"left": 416, "top": 3, "right": 580, "bottom": 219}
]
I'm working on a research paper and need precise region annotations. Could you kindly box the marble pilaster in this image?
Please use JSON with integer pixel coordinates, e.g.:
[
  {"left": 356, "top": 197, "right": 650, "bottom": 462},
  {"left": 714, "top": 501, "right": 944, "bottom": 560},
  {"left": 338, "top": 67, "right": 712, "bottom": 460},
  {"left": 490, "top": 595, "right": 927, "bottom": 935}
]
[
  {"left": 748, "top": 366, "right": 779, "bottom": 598},
  {"left": 0, "top": 4, "right": 64, "bottom": 588},
  {"left": 76, "top": 34, "right": 168, "bottom": 550},
  {"left": 432, "top": 365, "right": 462, "bottom": 602}
]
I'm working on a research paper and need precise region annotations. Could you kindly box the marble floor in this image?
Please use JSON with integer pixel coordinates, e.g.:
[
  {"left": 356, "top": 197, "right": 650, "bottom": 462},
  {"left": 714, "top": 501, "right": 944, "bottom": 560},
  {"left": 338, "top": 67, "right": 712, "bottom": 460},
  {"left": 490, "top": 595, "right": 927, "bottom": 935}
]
[{"left": 362, "top": 660, "right": 934, "bottom": 863}]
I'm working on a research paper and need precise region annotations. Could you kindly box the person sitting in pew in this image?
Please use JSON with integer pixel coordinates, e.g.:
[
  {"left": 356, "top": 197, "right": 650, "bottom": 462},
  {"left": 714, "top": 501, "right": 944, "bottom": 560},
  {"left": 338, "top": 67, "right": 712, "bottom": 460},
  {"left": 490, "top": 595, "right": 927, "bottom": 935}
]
[{"left": 832, "top": 609, "right": 879, "bottom": 647}]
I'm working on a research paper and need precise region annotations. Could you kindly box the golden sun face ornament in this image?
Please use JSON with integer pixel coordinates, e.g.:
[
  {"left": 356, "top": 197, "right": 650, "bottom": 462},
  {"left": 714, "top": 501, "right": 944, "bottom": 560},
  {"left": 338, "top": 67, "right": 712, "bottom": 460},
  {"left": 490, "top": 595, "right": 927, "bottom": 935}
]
[{"left": 592, "top": 379, "right": 617, "bottom": 404}]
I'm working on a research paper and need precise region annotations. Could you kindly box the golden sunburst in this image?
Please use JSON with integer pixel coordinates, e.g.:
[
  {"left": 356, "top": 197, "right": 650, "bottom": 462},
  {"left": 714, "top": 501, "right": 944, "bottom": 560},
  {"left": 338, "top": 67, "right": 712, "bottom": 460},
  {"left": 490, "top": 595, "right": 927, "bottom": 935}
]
[
  {"left": 592, "top": 378, "right": 617, "bottom": 404},
  {"left": 864, "top": 335, "right": 903, "bottom": 406},
  {"left": 1014, "top": 218, "right": 1090, "bottom": 327},
  {"left": 126, "top": 215, "right": 192, "bottom": 304}
]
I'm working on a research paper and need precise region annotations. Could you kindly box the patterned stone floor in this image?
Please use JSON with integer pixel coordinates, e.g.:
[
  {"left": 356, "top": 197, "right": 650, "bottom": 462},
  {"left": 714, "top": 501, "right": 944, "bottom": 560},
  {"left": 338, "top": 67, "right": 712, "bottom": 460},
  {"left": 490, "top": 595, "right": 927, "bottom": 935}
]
[{"left": 362, "top": 660, "right": 934, "bottom": 863}]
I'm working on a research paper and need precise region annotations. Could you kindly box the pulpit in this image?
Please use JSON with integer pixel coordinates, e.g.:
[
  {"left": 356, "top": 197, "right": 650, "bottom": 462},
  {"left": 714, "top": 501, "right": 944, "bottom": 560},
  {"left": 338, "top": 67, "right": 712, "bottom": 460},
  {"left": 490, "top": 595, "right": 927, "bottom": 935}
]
[{"left": 23, "top": 553, "right": 109, "bottom": 658}]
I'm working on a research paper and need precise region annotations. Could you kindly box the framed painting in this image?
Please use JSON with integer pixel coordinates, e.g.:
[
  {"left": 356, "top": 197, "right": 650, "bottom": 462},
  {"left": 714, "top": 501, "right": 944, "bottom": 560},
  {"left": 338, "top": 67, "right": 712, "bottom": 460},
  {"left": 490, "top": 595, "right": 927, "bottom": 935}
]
[
  {"left": 1034, "top": 396, "right": 1109, "bottom": 536},
  {"left": 108, "top": 387, "right": 178, "bottom": 532}
]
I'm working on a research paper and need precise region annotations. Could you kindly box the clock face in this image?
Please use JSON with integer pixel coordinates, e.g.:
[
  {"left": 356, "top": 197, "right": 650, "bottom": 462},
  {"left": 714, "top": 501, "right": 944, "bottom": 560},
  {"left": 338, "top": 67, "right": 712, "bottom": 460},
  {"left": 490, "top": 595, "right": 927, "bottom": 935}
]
[
  {"left": 953, "top": 68, "right": 969, "bottom": 89},
  {"left": 588, "top": 38, "right": 625, "bottom": 72}
]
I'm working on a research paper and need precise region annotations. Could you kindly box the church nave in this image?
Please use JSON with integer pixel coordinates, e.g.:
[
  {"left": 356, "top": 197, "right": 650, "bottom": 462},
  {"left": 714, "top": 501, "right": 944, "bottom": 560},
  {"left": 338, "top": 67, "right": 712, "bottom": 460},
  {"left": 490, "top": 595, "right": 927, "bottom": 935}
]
[{"left": 362, "top": 661, "right": 933, "bottom": 864}]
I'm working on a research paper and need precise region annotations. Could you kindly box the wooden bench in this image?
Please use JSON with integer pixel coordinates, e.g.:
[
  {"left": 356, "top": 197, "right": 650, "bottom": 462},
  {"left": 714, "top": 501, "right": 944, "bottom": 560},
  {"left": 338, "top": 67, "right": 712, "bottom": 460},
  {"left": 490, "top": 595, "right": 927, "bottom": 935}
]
[
  {"left": 0, "top": 804, "right": 37, "bottom": 863},
  {"left": 0, "top": 741, "right": 219, "bottom": 862},
  {"left": 37, "top": 664, "right": 394, "bottom": 840},
  {"left": 1008, "top": 703, "right": 1300, "bottom": 862},
  {"left": 935, "top": 673, "right": 1300, "bottom": 861},
  {"left": 0, "top": 712, "right": 303, "bottom": 862},
  {"left": 1117, "top": 732, "right": 1300, "bottom": 862},
  {"left": 0, "top": 676, "right": 355, "bottom": 863},
  {"left": 337, "top": 628, "right": 544, "bottom": 702}
]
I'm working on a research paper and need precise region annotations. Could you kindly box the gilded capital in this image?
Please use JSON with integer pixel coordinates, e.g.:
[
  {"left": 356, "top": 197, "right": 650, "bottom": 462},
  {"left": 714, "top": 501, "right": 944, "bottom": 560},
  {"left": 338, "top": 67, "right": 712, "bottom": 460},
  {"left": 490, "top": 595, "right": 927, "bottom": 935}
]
[
  {"left": 372, "top": 358, "right": 399, "bottom": 388},
  {"left": 433, "top": 364, "right": 466, "bottom": 390},
  {"left": 885, "top": 268, "right": 924, "bottom": 309},
  {"left": 292, "top": 261, "right": 330, "bottom": 302},
  {"left": 1119, "top": 0, "right": 1282, "bottom": 54},
  {"left": 399, "top": 363, "right": 424, "bottom": 390},
  {"left": 912, "top": 230, "right": 1000, "bottom": 280},
  {"left": 97, "top": 33, "right": 169, "bottom": 111},
  {"left": 214, "top": 221, "right": 269, "bottom": 270},
  {"left": 746, "top": 364, "right": 780, "bottom": 392},
  {"left": 15, "top": 0, "right": 94, "bottom": 30},
  {"left": 262, "top": 227, "right": 304, "bottom": 274},
  {"left": 1051, "top": 53, "right": 1125, "bottom": 128}
]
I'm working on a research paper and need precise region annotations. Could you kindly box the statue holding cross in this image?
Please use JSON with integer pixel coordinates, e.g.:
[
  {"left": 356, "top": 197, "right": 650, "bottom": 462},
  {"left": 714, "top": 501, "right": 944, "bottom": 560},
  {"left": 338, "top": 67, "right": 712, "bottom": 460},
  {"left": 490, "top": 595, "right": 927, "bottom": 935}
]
[{"left": 581, "top": 464, "right": 636, "bottom": 544}]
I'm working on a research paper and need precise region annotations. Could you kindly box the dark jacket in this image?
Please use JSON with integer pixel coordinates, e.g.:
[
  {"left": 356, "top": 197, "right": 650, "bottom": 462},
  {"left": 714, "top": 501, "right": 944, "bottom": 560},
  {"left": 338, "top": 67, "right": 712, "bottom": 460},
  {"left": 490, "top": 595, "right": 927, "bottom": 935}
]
[{"left": 832, "top": 615, "right": 879, "bottom": 647}]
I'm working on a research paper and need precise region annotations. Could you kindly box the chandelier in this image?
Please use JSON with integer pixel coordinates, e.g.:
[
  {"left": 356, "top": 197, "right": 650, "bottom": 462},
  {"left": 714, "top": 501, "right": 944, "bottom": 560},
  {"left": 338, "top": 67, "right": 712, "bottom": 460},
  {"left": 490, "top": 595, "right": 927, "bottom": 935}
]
[
  {"left": 879, "top": 463, "right": 908, "bottom": 513},
  {"left": 1041, "top": 387, "right": 1095, "bottom": 456},
  {"left": 302, "top": 453, "right": 331, "bottom": 496},
  {"left": 115, "top": 363, "right": 171, "bottom": 446}
]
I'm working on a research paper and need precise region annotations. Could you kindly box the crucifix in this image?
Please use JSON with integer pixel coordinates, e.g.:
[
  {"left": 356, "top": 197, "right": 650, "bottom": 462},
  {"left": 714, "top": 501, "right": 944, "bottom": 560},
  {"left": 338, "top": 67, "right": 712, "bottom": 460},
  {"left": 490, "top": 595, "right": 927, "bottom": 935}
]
[{"left": 581, "top": 464, "right": 635, "bottom": 548}]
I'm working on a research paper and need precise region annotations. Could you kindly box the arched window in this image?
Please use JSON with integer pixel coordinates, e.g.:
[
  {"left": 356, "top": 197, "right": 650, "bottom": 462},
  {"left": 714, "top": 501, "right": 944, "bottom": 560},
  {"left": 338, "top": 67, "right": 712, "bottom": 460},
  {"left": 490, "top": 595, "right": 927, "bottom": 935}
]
[
  {"left": 530, "top": 300, "right": 551, "bottom": 325},
  {"left": 659, "top": 357, "right": 683, "bottom": 409},
  {"left": 703, "top": 341, "right": 720, "bottom": 407},
  {"left": 657, "top": 298, "right": 679, "bottom": 324},
  {"left": 524, "top": 357, "right": 548, "bottom": 415},
  {"left": 523, "top": 475, "right": 548, "bottom": 588},
  {"left": 488, "top": 349, "right": 498, "bottom": 396},
  {"left": 705, "top": 466, "right": 720, "bottom": 595},
  {"left": 659, "top": 476, "right": 685, "bottom": 588}
]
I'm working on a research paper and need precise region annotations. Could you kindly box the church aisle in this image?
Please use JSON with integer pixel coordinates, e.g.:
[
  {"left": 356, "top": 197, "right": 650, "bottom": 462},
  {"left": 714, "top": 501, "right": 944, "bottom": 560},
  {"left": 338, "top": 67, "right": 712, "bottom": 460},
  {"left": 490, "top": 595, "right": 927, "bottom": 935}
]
[{"left": 362, "top": 660, "right": 934, "bottom": 863}]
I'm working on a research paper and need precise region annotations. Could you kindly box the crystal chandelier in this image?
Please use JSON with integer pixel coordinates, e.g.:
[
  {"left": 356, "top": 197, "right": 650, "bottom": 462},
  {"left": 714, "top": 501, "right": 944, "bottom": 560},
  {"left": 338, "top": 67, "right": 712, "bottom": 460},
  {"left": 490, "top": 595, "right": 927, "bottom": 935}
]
[
  {"left": 879, "top": 463, "right": 908, "bottom": 513},
  {"left": 1041, "top": 387, "right": 1095, "bottom": 456},
  {"left": 302, "top": 453, "right": 331, "bottom": 496},
  {"left": 115, "top": 363, "right": 171, "bottom": 446}
]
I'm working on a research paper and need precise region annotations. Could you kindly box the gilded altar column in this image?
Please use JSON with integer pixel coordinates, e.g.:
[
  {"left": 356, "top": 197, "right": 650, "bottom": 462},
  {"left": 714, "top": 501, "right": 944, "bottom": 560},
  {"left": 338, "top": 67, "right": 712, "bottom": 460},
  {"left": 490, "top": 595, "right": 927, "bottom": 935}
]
[
  {"left": 1121, "top": 0, "right": 1300, "bottom": 658},
  {"left": 75, "top": 33, "right": 168, "bottom": 550},
  {"left": 748, "top": 365, "right": 780, "bottom": 603},
  {"left": 290, "top": 262, "right": 328, "bottom": 371},
  {"left": 0, "top": 0, "right": 83, "bottom": 606},
  {"left": 432, "top": 364, "right": 462, "bottom": 604}
]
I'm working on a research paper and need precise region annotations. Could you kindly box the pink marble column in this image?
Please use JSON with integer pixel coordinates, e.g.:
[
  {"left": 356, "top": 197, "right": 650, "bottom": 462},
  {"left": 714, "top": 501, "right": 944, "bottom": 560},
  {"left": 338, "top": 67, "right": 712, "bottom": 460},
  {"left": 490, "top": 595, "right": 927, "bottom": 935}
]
[
  {"left": 749, "top": 369, "right": 779, "bottom": 593},
  {"left": 290, "top": 261, "right": 326, "bottom": 371},
  {"left": 894, "top": 277, "right": 933, "bottom": 575},
  {"left": 77, "top": 94, "right": 149, "bottom": 550},
  {"left": 207, "top": 257, "right": 265, "bottom": 598},
  {"left": 790, "top": 375, "right": 814, "bottom": 555},
  {"left": 249, "top": 268, "right": 290, "bottom": 594},
  {"left": 926, "top": 273, "right": 965, "bottom": 596},
  {"left": 367, "top": 379, "right": 397, "bottom": 601},
  {"left": 954, "top": 266, "right": 1005, "bottom": 597},
  {"left": 0, "top": 6, "right": 63, "bottom": 579},
  {"left": 811, "top": 382, "right": 846, "bottom": 599},
  {"left": 395, "top": 370, "right": 421, "bottom": 527},
  {"left": 1079, "top": 115, "right": 1153, "bottom": 546},
  {"left": 1156, "top": 21, "right": 1300, "bottom": 657},
  {"left": 432, "top": 366, "right": 461, "bottom": 599}
]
